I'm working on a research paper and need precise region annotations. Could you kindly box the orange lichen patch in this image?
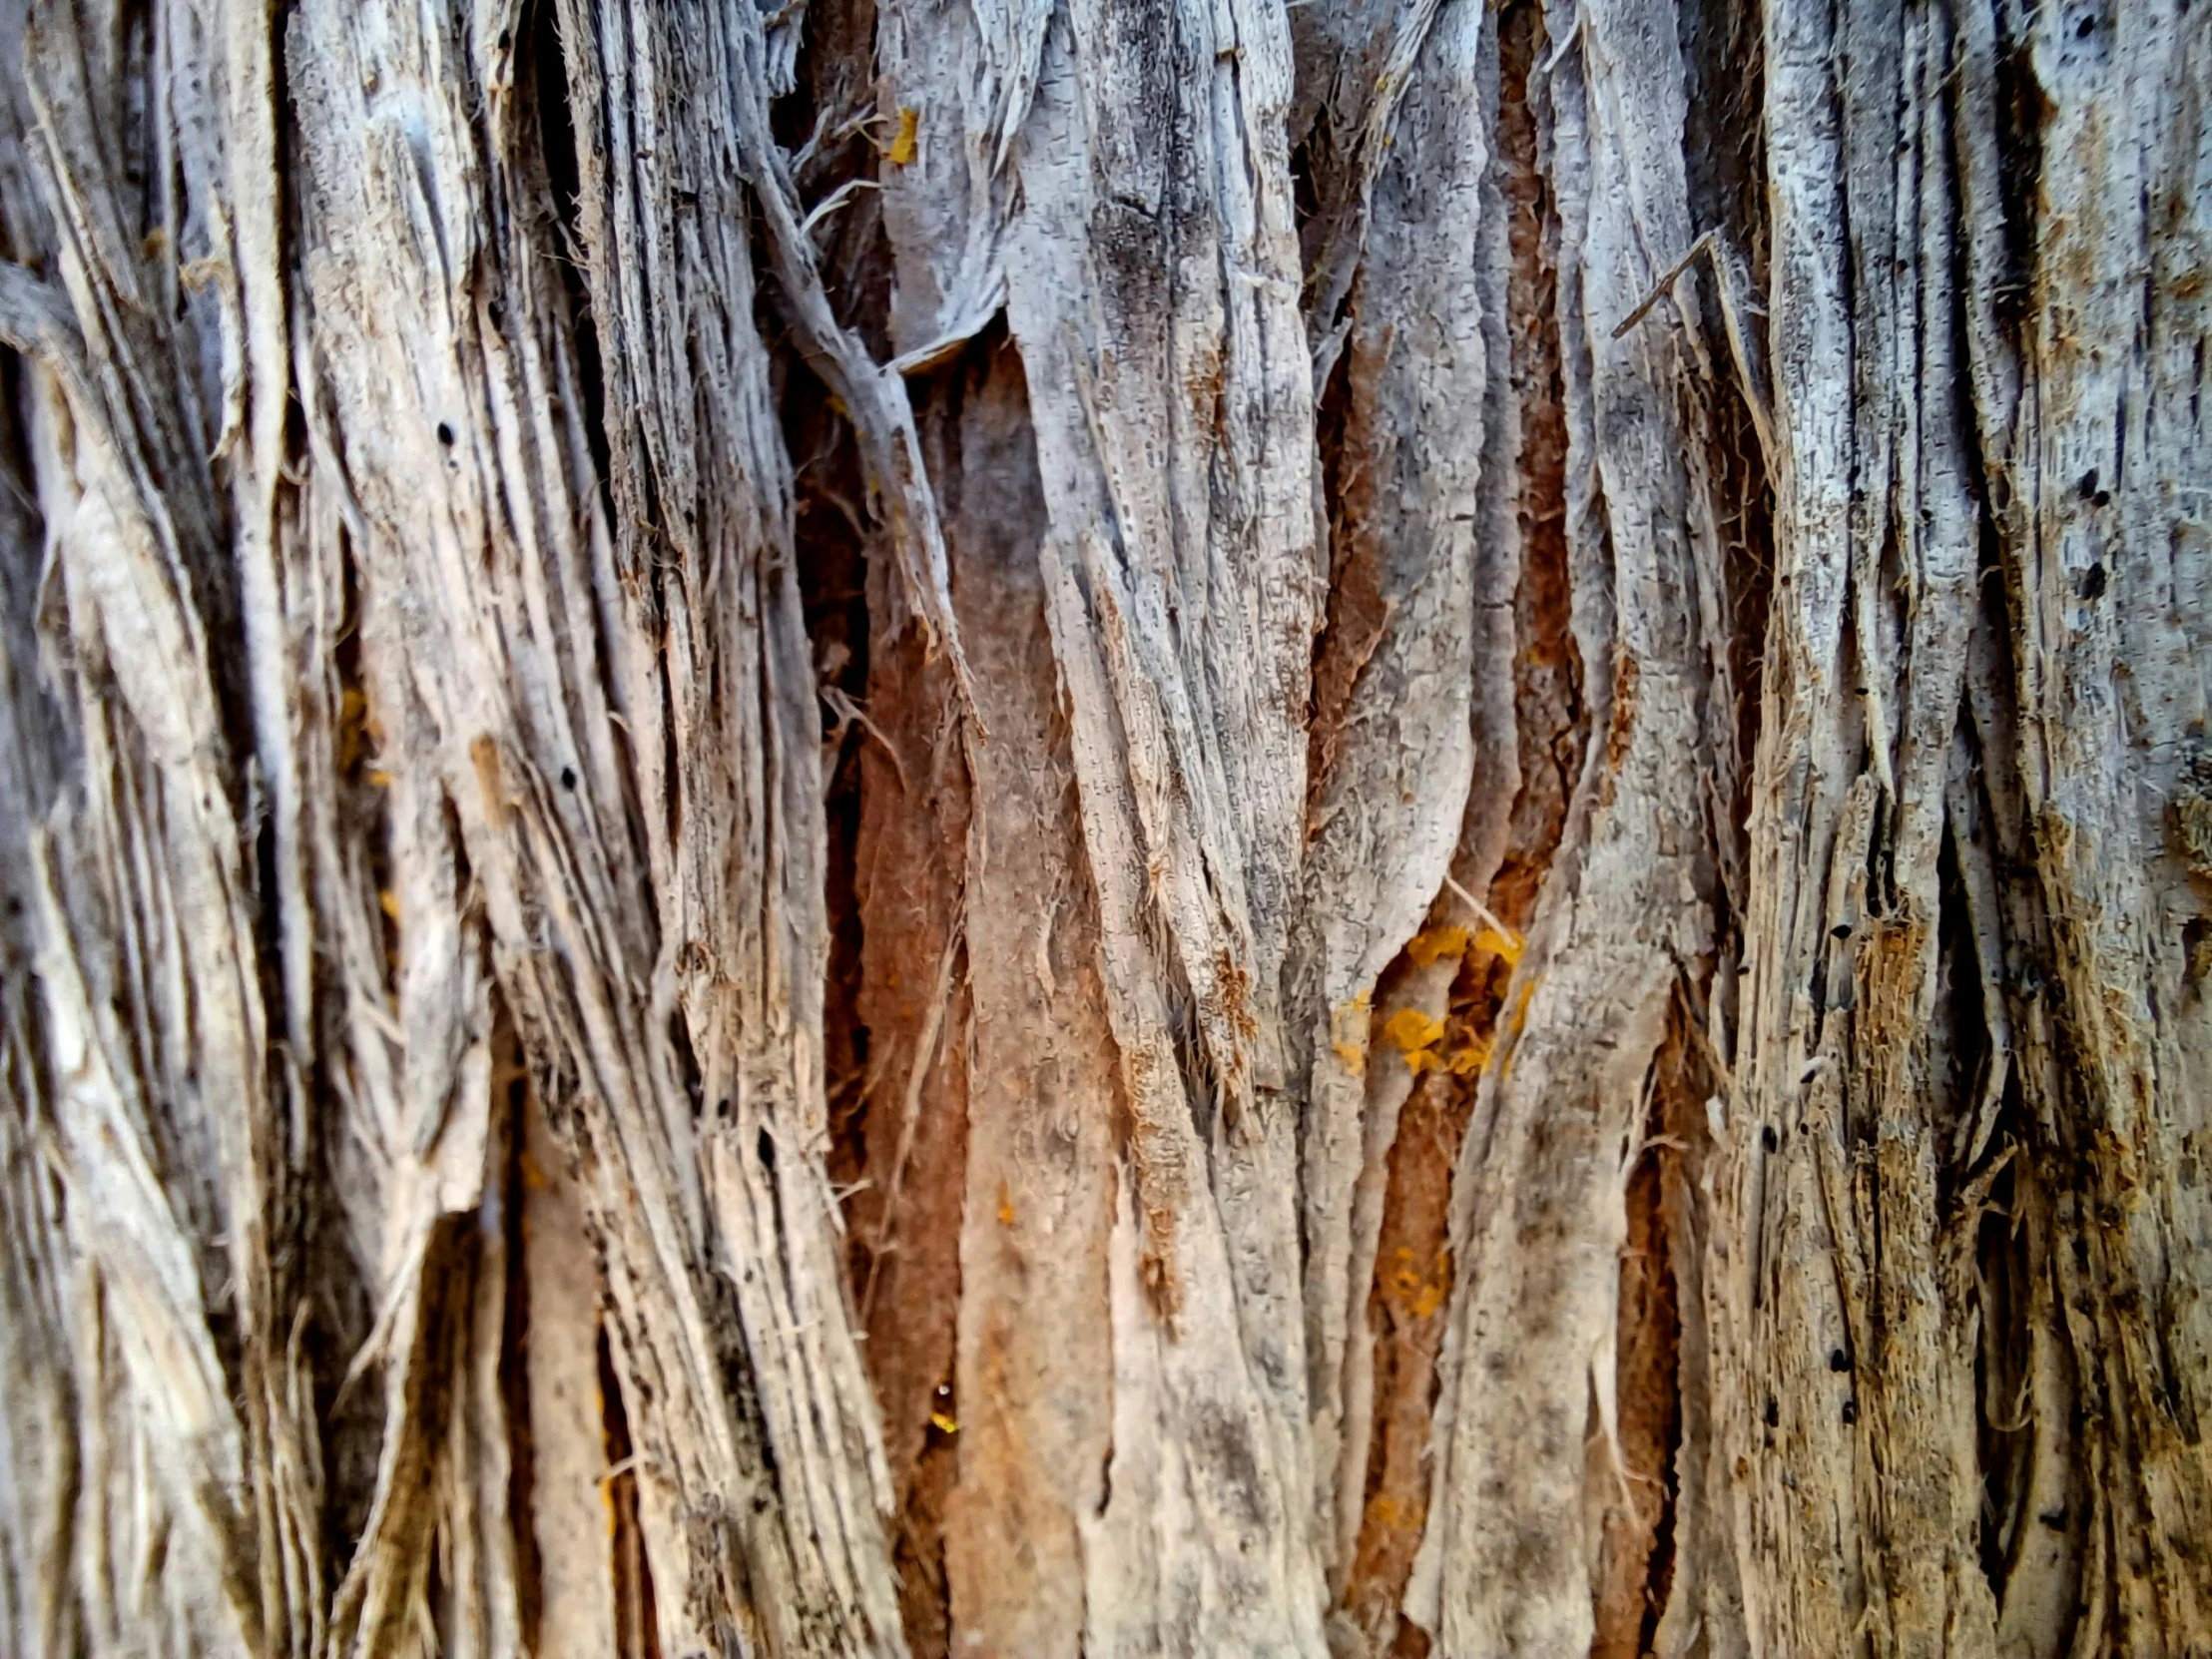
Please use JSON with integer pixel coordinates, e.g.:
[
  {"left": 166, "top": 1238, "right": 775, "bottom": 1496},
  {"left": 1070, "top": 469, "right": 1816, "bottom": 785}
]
[
  {"left": 1471, "top": 925, "right": 1524, "bottom": 968},
  {"left": 997, "top": 1182, "right": 1015, "bottom": 1228},
  {"left": 1406, "top": 925, "right": 1471, "bottom": 968},
  {"left": 337, "top": 684, "right": 372, "bottom": 773},
  {"left": 1384, "top": 1245, "right": 1450, "bottom": 1321},
  {"left": 888, "top": 107, "right": 920, "bottom": 166},
  {"left": 1445, "top": 1037, "right": 1492, "bottom": 1077},
  {"left": 1382, "top": 1008, "right": 1446, "bottom": 1074}
]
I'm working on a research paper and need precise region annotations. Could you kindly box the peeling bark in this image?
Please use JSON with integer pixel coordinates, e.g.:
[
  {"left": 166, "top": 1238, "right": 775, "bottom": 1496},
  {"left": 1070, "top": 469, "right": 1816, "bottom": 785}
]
[{"left": 3, "top": 0, "right": 2208, "bottom": 1655}]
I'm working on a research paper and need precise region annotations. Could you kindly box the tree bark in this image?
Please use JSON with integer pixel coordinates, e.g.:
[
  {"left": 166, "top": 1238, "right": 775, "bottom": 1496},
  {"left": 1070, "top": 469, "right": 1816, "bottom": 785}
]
[{"left": 1, "top": 0, "right": 2207, "bottom": 1655}]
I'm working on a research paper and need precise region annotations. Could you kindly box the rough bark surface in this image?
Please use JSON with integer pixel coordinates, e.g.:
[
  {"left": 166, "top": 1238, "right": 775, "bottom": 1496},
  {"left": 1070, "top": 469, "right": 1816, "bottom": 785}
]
[{"left": 1, "top": 0, "right": 2207, "bottom": 1655}]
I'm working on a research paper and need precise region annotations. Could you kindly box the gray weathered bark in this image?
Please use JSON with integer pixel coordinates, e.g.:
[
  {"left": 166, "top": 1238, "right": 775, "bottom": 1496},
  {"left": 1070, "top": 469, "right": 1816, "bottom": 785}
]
[{"left": 1, "top": 0, "right": 2207, "bottom": 1654}]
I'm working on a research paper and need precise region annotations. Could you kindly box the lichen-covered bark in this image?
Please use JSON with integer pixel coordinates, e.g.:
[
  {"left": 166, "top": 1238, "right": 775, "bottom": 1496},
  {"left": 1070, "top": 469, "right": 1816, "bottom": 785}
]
[{"left": 2, "top": 0, "right": 2207, "bottom": 1655}]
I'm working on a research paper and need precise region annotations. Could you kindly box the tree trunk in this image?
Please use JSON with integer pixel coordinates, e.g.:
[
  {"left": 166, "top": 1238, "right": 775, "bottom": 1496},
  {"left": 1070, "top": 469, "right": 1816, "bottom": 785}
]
[{"left": 1, "top": 0, "right": 2207, "bottom": 1653}]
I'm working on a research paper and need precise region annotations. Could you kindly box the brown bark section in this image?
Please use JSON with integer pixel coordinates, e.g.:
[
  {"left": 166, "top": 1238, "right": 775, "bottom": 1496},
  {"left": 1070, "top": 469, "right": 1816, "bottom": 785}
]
[
  {"left": 1589, "top": 1036, "right": 1689, "bottom": 1659},
  {"left": 4, "top": 0, "right": 2210, "bottom": 1655},
  {"left": 847, "top": 332, "right": 1122, "bottom": 1657},
  {"left": 1337, "top": 9, "right": 1583, "bottom": 1637},
  {"left": 843, "top": 407, "right": 974, "bottom": 1658},
  {"left": 926, "top": 337, "right": 1117, "bottom": 1659}
]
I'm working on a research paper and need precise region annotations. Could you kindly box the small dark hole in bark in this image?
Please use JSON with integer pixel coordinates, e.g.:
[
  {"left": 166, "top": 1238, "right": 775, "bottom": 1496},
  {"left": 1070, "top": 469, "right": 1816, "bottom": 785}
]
[
  {"left": 2092, "top": 489, "right": 2111, "bottom": 507},
  {"left": 1830, "top": 921, "right": 1852, "bottom": 939},
  {"left": 2078, "top": 467, "right": 2099, "bottom": 497},
  {"left": 2079, "top": 562, "right": 2107, "bottom": 599},
  {"left": 1842, "top": 1399, "right": 1858, "bottom": 1424},
  {"left": 1830, "top": 1348, "right": 1851, "bottom": 1373},
  {"left": 758, "top": 1128, "right": 778, "bottom": 1174},
  {"left": 2075, "top": 13, "right": 2094, "bottom": 35},
  {"left": 1764, "top": 1397, "right": 1780, "bottom": 1427},
  {"left": 1762, "top": 1124, "right": 1780, "bottom": 1153},
  {"left": 2041, "top": 1508, "right": 2068, "bottom": 1530},
  {"left": 436, "top": 421, "right": 454, "bottom": 446},
  {"left": 560, "top": 766, "right": 577, "bottom": 790}
]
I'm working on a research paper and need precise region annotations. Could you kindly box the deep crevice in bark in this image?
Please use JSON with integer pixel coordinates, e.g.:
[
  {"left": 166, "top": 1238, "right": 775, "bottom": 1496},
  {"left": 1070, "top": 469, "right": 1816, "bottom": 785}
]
[
  {"left": 1594, "top": 1128, "right": 1683, "bottom": 1659},
  {"left": 1678, "top": 0, "right": 1772, "bottom": 944},
  {"left": 496, "top": 1028, "right": 544, "bottom": 1659},
  {"left": 4, "top": 0, "right": 2208, "bottom": 1653},
  {"left": 528, "top": 0, "right": 613, "bottom": 529},
  {"left": 599, "top": 1324, "right": 663, "bottom": 1659},
  {"left": 1492, "top": 0, "right": 1585, "bottom": 931}
]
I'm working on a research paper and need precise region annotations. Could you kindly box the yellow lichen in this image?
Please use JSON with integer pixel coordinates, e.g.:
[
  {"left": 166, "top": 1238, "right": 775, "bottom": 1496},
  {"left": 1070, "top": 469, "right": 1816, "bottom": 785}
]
[
  {"left": 888, "top": 106, "right": 919, "bottom": 165},
  {"left": 1383, "top": 1007, "right": 1447, "bottom": 1073},
  {"left": 1386, "top": 1246, "right": 1448, "bottom": 1319},
  {"left": 1406, "top": 925, "right": 1471, "bottom": 968},
  {"left": 1332, "top": 989, "right": 1374, "bottom": 1075},
  {"left": 1383, "top": 1007, "right": 1445, "bottom": 1053},
  {"left": 1473, "top": 926, "right": 1524, "bottom": 967},
  {"left": 1446, "top": 1037, "right": 1492, "bottom": 1077}
]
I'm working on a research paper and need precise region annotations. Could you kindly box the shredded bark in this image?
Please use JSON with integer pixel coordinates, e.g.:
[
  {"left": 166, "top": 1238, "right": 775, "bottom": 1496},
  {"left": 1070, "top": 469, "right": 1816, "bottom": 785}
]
[{"left": 1, "top": 0, "right": 2208, "bottom": 1655}]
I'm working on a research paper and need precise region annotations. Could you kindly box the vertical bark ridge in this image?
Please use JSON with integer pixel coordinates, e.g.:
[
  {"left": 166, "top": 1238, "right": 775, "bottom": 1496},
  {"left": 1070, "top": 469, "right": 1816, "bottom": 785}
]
[
  {"left": 1291, "top": 0, "right": 1500, "bottom": 1600},
  {"left": 1406, "top": 0, "right": 1736, "bottom": 1646},
  {"left": 1722, "top": 0, "right": 2212, "bottom": 1651},
  {"left": 1, "top": 6, "right": 317, "bottom": 1652},
  {"left": 991, "top": 2, "right": 1333, "bottom": 1648},
  {"left": 4, "top": 0, "right": 2211, "bottom": 1654}
]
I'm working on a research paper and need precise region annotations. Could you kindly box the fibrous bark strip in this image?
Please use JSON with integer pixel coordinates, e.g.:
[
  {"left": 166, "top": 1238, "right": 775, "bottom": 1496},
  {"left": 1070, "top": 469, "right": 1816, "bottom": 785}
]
[{"left": 1, "top": 0, "right": 2207, "bottom": 1655}]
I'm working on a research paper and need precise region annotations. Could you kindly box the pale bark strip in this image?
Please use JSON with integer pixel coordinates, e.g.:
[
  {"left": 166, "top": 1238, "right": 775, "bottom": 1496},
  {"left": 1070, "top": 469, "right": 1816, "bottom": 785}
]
[
  {"left": 1286, "top": 0, "right": 1500, "bottom": 1596},
  {"left": 286, "top": 0, "right": 903, "bottom": 1647},
  {"left": 996, "top": 0, "right": 1331, "bottom": 1646},
  {"left": 872, "top": 0, "right": 1038, "bottom": 369},
  {"left": 1709, "top": 0, "right": 1865, "bottom": 1642},
  {"left": 1714, "top": 0, "right": 2212, "bottom": 1652},
  {"left": 928, "top": 347, "right": 1118, "bottom": 1659},
  {"left": 7, "top": 0, "right": 2212, "bottom": 1653},
  {"left": 519, "top": 1079, "right": 621, "bottom": 1659},
  {"left": 3, "top": 3, "right": 319, "bottom": 1644},
  {"left": 1997, "top": 0, "right": 2212, "bottom": 1644},
  {"left": 549, "top": 7, "right": 905, "bottom": 1641},
  {"left": 1410, "top": 0, "right": 1729, "bottom": 1645}
]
